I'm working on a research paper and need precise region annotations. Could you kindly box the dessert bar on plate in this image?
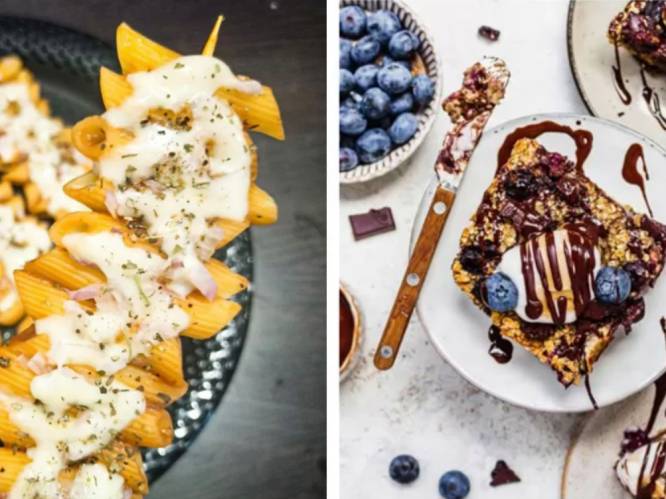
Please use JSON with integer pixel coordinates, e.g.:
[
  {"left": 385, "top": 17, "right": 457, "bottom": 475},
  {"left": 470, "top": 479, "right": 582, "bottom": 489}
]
[
  {"left": 452, "top": 137, "right": 666, "bottom": 386},
  {"left": 609, "top": 0, "right": 666, "bottom": 70}
]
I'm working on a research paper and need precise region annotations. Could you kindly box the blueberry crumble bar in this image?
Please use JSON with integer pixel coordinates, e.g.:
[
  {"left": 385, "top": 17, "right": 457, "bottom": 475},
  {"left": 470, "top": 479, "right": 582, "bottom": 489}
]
[
  {"left": 609, "top": 0, "right": 666, "bottom": 70},
  {"left": 451, "top": 138, "right": 666, "bottom": 386}
]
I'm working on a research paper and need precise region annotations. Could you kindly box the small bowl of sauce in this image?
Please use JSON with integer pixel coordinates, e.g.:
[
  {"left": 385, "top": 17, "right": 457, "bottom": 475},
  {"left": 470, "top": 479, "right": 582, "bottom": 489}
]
[{"left": 340, "top": 284, "right": 361, "bottom": 381}]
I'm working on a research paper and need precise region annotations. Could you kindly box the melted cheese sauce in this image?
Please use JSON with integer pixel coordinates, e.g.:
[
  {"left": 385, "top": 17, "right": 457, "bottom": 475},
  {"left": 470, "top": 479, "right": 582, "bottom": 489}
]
[
  {"left": 99, "top": 55, "right": 255, "bottom": 289},
  {"left": 0, "top": 82, "right": 90, "bottom": 216},
  {"left": 4, "top": 54, "right": 256, "bottom": 498},
  {"left": 0, "top": 204, "right": 50, "bottom": 312},
  {"left": 37, "top": 231, "right": 190, "bottom": 373},
  {"left": 2, "top": 368, "right": 144, "bottom": 499}
]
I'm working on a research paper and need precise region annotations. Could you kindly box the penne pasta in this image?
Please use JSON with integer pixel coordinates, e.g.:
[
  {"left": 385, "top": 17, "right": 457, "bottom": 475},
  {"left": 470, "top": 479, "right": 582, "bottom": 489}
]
[{"left": 1, "top": 18, "right": 282, "bottom": 498}]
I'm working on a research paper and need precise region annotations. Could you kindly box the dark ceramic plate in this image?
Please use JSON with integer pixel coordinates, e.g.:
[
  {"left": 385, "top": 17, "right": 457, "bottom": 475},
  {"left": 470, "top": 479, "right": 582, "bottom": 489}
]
[{"left": 0, "top": 16, "right": 252, "bottom": 484}]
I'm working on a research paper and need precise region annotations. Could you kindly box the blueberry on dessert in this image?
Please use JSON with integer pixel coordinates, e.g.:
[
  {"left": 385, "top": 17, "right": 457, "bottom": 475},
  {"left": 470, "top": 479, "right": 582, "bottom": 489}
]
[
  {"left": 452, "top": 137, "right": 666, "bottom": 386},
  {"left": 388, "top": 454, "right": 420, "bottom": 484},
  {"left": 609, "top": 1, "right": 666, "bottom": 70}
]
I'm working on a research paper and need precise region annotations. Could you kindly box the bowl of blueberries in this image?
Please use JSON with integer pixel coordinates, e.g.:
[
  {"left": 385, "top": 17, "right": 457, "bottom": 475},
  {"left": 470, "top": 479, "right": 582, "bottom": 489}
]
[{"left": 339, "top": 0, "right": 441, "bottom": 183}]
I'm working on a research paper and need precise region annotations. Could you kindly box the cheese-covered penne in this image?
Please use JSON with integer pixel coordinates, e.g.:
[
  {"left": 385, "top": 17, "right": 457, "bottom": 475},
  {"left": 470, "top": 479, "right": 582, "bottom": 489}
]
[{"left": 1, "top": 16, "right": 282, "bottom": 498}]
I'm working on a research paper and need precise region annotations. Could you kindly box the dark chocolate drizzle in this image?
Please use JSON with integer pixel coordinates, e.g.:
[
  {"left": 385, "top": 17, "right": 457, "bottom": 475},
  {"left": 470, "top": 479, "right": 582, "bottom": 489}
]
[
  {"left": 622, "top": 143, "right": 653, "bottom": 217},
  {"left": 518, "top": 229, "right": 597, "bottom": 325},
  {"left": 584, "top": 374, "right": 598, "bottom": 411},
  {"left": 497, "top": 121, "right": 593, "bottom": 174},
  {"left": 488, "top": 325, "right": 513, "bottom": 364},
  {"left": 640, "top": 65, "right": 666, "bottom": 131},
  {"left": 612, "top": 40, "right": 632, "bottom": 105}
]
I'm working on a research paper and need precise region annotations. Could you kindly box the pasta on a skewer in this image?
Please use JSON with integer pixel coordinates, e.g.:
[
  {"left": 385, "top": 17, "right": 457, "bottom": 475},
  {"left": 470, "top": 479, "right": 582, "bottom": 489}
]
[{"left": 0, "top": 16, "right": 282, "bottom": 498}]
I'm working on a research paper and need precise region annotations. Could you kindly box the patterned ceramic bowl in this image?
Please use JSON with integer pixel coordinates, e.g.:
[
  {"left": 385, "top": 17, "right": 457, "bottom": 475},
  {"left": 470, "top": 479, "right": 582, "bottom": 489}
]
[{"left": 339, "top": 0, "right": 442, "bottom": 184}]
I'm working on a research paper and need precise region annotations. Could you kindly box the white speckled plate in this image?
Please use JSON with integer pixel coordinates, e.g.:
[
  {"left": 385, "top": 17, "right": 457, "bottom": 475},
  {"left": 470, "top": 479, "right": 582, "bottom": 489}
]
[
  {"left": 568, "top": 0, "right": 666, "bottom": 147},
  {"left": 339, "top": 0, "right": 442, "bottom": 184},
  {"left": 561, "top": 383, "right": 660, "bottom": 498},
  {"left": 413, "top": 113, "right": 666, "bottom": 413}
]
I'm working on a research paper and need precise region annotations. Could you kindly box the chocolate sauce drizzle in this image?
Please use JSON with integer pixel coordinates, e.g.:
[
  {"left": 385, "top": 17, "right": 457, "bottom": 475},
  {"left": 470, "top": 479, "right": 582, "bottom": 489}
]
[
  {"left": 584, "top": 374, "right": 598, "bottom": 411},
  {"left": 622, "top": 143, "right": 653, "bottom": 217},
  {"left": 497, "top": 121, "right": 593, "bottom": 174},
  {"left": 640, "top": 65, "right": 666, "bottom": 131},
  {"left": 519, "top": 230, "right": 597, "bottom": 325},
  {"left": 488, "top": 325, "right": 513, "bottom": 364},
  {"left": 624, "top": 319, "right": 666, "bottom": 498},
  {"left": 612, "top": 40, "right": 632, "bottom": 105}
]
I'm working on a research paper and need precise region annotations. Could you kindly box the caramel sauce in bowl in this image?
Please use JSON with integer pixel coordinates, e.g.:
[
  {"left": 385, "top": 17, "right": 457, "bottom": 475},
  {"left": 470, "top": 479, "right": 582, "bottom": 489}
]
[{"left": 340, "top": 284, "right": 362, "bottom": 382}]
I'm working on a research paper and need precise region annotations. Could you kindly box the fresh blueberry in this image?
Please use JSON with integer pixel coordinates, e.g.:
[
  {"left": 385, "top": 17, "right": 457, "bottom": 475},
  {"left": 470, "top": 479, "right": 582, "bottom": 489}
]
[
  {"left": 595, "top": 266, "right": 632, "bottom": 304},
  {"left": 388, "top": 113, "right": 418, "bottom": 145},
  {"left": 388, "top": 30, "right": 420, "bottom": 59},
  {"left": 339, "top": 6, "right": 367, "bottom": 39},
  {"left": 367, "top": 10, "right": 402, "bottom": 46},
  {"left": 360, "top": 87, "right": 391, "bottom": 120},
  {"left": 390, "top": 92, "right": 415, "bottom": 115},
  {"left": 354, "top": 64, "right": 379, "bottom": 92},
  {"left": 340, "top": 106, "right": 367, "bottom": 136},
  {"left": 351, "top": 35, "right": 381, "bottom": 66},
  {"left": 378, "top": 62, "right": 413, "bottom": 95},
  {"left": 340, "top": 39, "right": 353, "bottom": 69},
  {"left": 485, "top": 272, "right": 518, "bottom": 312},
  {"left": 388, "top": 455, "right": 420, "bottom": 484},
  {"left": 356, "top": 128, "right": 391, "bottom": 163},
  {"left": 340, "top": 147, "right": 359, "bottom": 172},
  {"left": 439, "top": 470, "right": 471, "bottom": 499},
  {"left": 412, "top": 74, "right": 435, "bottom": 105},
  {"left": 340, "top": 69, "right": 355, "bottom": 94},
  {"left": 341, "top": 91, "right": 362, "bottom": 110}
]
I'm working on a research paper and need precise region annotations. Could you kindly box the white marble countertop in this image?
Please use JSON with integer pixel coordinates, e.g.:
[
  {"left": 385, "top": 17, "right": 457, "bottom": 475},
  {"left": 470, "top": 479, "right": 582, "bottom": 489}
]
[{"left": 340, "top": 1, "right": 595, "bottom": 497}]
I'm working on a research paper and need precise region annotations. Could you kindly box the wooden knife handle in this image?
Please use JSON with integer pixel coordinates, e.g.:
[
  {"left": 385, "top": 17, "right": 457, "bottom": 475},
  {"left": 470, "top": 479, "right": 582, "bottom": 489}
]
[{"left": 374, "top": 186, "right": 456, "bottom": 370}]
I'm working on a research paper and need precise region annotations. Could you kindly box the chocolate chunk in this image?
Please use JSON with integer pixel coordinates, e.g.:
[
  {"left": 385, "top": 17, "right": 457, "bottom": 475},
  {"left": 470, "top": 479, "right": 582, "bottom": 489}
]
[
  {"left": 478, "top": 25, "right": 500, "bottom": 42},
  {"left": 490, "top": 460, "right": 520, "bottom": 487},
  {"left": 621, "top": 427, "right": 650, "bottom": 455},
  {"left": 521, "top": 322, "right": 555, "bottom": 341},
  {"left": 349, "top": 207, "right": 395, "bottom": 240}
]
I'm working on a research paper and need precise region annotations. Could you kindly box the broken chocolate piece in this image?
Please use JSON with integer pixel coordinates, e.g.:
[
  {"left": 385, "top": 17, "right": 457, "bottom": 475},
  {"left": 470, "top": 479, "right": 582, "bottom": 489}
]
[
  {"left": 349, "top": 207, "right": 396, "bottom": 240},
  {"left": 478, "top": 25, "right": 500, "bottom": 42},
  {"left": 490, "top": 460, "right": 520, "bottom": 487}
]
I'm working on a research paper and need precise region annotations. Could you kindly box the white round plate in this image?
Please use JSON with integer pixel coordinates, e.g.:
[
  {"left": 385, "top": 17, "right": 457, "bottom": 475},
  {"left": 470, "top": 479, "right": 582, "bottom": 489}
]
[
  {"left": 568, "top": 0, "right": 666, "bottom": 147},
  {"left": 561, "top": 384, "right": 659, "bottom": 498},
  {"left": 413, "top": 113, "right": 666, "bottom": 413}
]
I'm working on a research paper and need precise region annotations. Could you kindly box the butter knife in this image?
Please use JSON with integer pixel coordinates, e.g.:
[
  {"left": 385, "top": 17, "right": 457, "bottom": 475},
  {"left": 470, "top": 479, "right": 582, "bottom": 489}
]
[{"left": 375, "top": 57, "right": 510, "bottom": 370}]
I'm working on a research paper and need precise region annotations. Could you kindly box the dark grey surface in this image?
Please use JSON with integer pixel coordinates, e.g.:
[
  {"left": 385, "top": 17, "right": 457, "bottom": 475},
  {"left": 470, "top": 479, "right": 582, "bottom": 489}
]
[{"left": 0, "top": 1, "right": 326, "bottom": 498}]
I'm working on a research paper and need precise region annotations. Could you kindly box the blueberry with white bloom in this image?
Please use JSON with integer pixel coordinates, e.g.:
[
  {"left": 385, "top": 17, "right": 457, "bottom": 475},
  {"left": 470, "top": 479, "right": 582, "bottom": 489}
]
[
  {"left": 339, "top": 6, "right": 366, "bottom": 39},
  {"left": 356, "top": 128, "right": 391, "bottom": 163},
  {"left": 354, "top": 64, "right": 379, "bottom": 92},
  {"left": 388, "top": 30, "right": 420, "bottom": 59},
  {"left": 367, "top": 10, "right": 402, "bottom": 46},
  {"left": 388, "top": 113, "right": 418, "bottom": 145},
  {"left": 594, "top": 266, "right": 632, "bottom": 304},
  {"left": 340, "top": 69, "right": 355, "bottom": 94},
  {"left": 360, "top": 87, "right": 391, "bottom": 120},
  {"left": 340, "top": 106, "right": 367, "bottom": 136},
  {"left": 390, "top": 92, "right": 414, "bottom": 115},
  {"left": 340, "top": 147, "right": 359, "bottom": 172},
  {"left": 377, "top": 62, "right": 413, "bottom": 95},
  {"left": 389, "top": 455, "right": 420, "bottom": 484},
  {"left": 411, "top": 74, "right": 434, "bottom": 105},
  {"left": 485, "top": 272, "right": 518, "bottom": 312},
  {"left": 439, "top": 471, "right": 471, "bottom": 499},
  {"left": 350, "top": 35, "right": 381, "bottom": 66},
  {"left": 340, "top": 39, "right": 353, "bottom": 69}
]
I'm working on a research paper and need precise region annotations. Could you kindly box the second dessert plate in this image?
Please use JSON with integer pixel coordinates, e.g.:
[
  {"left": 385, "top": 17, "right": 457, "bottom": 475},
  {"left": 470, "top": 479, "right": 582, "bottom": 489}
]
[{"left": 413, "top": 113, "right": 666, "bottom": 413}]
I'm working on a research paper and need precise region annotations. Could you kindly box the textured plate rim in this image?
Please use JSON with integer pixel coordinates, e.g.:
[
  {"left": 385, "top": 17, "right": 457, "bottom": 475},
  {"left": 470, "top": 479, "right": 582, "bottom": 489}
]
[
  {"left": 339, "top": 0, "right": 443, "bottom": 184},
  {"left": 413, "top": 112, "right": 666, "bottom": 414},
  {"left": 566, "top": 0, "right": 598, "bottom": 117}
]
